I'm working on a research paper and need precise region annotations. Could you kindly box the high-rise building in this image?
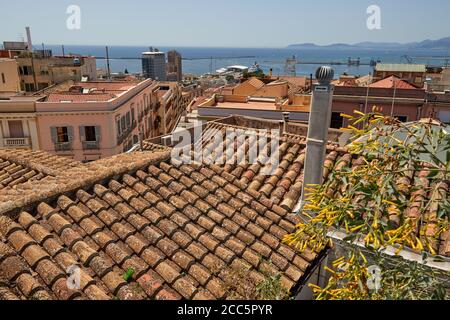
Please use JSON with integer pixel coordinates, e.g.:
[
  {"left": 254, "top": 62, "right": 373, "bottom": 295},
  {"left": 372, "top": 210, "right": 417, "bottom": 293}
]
[
  {"left": 167, "top": 50, "right": 182, "bottom": 82},
  {"left": 142, "top": 51, "right": 166, "bottom": 81}
]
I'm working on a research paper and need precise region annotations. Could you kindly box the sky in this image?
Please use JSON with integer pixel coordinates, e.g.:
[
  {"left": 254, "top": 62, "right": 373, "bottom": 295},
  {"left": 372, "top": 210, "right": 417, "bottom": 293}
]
[{"left": 1, "top": 0, "right": 450, "bottom": 48}]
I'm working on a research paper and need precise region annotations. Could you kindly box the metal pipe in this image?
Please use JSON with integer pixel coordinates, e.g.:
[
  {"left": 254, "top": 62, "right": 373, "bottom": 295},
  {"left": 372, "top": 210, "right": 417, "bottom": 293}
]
[{"left": 301, "top": 66, "right": 335, "bottom": 205}]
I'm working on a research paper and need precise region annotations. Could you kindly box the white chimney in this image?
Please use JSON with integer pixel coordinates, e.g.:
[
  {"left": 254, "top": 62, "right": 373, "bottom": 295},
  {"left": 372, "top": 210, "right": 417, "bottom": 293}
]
[
  {"left": 26, "top": 27, "right": 33, "bottom": 52},
  {"left": 300, "top": 66, "right": 335, "bottom": 204}
]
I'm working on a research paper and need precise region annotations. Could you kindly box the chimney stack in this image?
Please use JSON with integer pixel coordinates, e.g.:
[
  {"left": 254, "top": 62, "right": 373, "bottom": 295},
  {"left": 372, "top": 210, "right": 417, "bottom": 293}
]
[
  {"left": 25, "top": 27, "right": 33, "bottom": 52},
  {"left": 301, "top": 66, "right": 335, "bottom": 205}
]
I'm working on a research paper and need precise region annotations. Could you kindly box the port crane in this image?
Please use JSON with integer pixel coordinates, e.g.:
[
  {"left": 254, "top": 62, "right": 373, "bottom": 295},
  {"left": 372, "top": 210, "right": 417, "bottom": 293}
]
[{"left": 401, "top": 55, "right": 450, "bottom": 67}]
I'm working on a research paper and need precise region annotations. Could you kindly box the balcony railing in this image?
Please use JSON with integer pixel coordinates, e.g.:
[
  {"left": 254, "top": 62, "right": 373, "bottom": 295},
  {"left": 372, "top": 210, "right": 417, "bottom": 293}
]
[
  {"left": 3, "top": 137, "right": 31, "bottom": 148},
  {"left": 54, "top": 142, "right": 72, "bottom": 152},
  {"left": 82, "top": 141, "right": 100, "bottom": 150}
]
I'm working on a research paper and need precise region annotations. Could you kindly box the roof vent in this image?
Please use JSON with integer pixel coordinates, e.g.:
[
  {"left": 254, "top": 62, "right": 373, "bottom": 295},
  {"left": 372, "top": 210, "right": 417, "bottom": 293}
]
[{"left": 315, "top": 66, "right": 334, "bottom": 85}]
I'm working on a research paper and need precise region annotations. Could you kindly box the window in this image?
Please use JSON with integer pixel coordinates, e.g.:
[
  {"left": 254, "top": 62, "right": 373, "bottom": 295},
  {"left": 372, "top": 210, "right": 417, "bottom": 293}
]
[
  {"left": 21, "top": 66, "right": 33, "bottom": 76},
  {"left": 396, "top": 116, "right": 408, "bottom": 123},
  {"left": 24, "top": 83, "right": 35, "bottom": 92},
  {"left": 116, "top": 118, "right": 122, "bottom": 136},
  {"left": 126, "top": 112, "right": 131, "bottom": 127},
  {"left": 56, "top": 127, "right": 70, "bottom": 143},
  {"left": 121, "top": 116, "right": 126, "bottom": 132},
  {"left": 51, "top": 126, "right": 73, "bottom": 151},
  {"left": 80, "top": 126, "right": 101, "bottom": 150},
  {"left": 8, "top": 121, "right": 24, "bottom": 138},
  {"left": 1, "top": 73, "right": 5, "bottom": 84},
  {"left": 330, "top": 112, "right": 344, "bottom": 129},
  {"left": 84, "top": 126, "right": 97, "bottom": 141}
]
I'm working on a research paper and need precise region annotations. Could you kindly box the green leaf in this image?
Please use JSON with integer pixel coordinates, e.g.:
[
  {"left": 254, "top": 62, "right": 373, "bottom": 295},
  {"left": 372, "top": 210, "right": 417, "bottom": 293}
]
[{"left": 123, "top": 268, "right": 135, "bottom": 282}]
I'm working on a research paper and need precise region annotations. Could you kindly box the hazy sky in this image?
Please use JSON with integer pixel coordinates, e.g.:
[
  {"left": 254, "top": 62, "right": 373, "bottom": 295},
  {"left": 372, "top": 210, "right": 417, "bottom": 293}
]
[{"left": 1, "top": 0, "right": 449, "bottom": 47}]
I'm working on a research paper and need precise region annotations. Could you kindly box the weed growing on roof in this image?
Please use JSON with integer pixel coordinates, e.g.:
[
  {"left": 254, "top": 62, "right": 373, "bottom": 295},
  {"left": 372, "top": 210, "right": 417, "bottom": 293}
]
[
  {"left": 123, "top": 268, "right": 135, "bottom": 282},
  {"left": 214, "top": 259, "right": 290, "bottom": 300}
]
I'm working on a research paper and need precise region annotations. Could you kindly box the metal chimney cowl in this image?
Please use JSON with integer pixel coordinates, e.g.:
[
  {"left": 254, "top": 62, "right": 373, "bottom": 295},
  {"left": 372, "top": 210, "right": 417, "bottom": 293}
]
[{"left": 315, "top": 66, "right": 334, "bottom": 85}]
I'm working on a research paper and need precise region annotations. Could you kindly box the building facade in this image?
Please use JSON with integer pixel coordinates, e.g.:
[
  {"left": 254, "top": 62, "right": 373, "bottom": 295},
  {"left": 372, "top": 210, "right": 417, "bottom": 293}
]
[
  {"left": 167, "top": 50, "right": 182, "bottom": 82},
  {"left": 0, "top": 96, "right": 41, "bottom": 150},
  {"left": 35, "top": 80, "right": 160, "bottom": 161},
  {"left": 16, "top": 54, "right": 97, "bottom": 92},
  {"left": 0, "top": 79, "right": 189, "bottom": 161},
  {"left": 142, "top": 51, "right": 167, "bottom": 81},
  {"left": 374, "top": 63, "right": 426, "bottom": 88},
  {"left": 0, "top": 59, "right": 20, "bottom": 92}
]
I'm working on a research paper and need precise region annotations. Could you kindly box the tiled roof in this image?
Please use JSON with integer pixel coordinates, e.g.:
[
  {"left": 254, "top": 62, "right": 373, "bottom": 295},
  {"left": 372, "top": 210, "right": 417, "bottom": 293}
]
[
  {"left": 369, "top": 76, "right": 417, "bottom": 89},
  {"left": 193, "top": 122, "right": 342, "bottom": 212},
  {"left": 143, "top": 118, "right": 449, "bottom": 257},
  {"left": 139, "top": 142, "right": 171, "bottom": 153},
  {"left": 245, "top": 78, "right": 265, "bottom": 91},
  {"left": 0, "top": 150, "right": 82, "bottom": 190},
  {"left": 0, "top": 150, "right": 318, "bottom": 300}
]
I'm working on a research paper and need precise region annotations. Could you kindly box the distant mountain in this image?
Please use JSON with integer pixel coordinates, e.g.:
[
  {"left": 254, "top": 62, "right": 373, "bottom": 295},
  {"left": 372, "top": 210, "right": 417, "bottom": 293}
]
[
  {"left": 413, "top": 37, "right": 450, "bottom": 49},
  {"left": 287, "top": 37, "right": 450, "bottom": 50}
]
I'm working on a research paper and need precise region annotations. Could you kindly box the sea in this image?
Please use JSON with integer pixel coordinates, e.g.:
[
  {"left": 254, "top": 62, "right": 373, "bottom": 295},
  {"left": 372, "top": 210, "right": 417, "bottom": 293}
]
[{"left": 43, "top": 45, "right": 450, "bottom": 77}]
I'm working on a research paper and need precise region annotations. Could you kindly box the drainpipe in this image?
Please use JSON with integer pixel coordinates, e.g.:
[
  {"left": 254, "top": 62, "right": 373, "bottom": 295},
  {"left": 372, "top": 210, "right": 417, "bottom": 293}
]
[{"left": 301, "top": 66, "right": 335, "bottom": 205}]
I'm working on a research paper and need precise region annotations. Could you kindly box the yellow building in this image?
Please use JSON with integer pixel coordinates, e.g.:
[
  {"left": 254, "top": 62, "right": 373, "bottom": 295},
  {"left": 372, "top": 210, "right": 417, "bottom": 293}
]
[
  {"left": 16, "top": 54, "right": 97, "bottom": 92},
  {"left": 0, "top": 59, "right": 20, "bottom": 92}
]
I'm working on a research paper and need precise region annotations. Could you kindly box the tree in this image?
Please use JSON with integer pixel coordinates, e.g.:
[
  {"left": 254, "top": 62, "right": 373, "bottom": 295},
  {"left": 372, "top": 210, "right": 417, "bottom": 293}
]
[{"left": 284, "top": 112, "right": 449, "bottom": 300}]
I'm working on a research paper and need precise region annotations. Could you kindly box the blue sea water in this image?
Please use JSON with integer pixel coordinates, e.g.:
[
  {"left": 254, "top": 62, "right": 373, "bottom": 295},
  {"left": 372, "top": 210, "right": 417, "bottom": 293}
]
[{"left": 43, "top": 45, "right": 450, "bottom": 77}]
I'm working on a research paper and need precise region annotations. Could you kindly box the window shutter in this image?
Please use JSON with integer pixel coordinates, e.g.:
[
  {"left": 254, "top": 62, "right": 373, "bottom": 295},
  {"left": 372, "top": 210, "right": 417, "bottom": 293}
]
[
  {"left": 95, "top": 126, "right": 101, "bottom": 142},
  {"left": 67, "top": 126, "right": 74, "bottom": 142},
  {"left": 79, "top": 126, "right": 86, "bottom": 142},
  {"left": 50, "top": 127, "right": 58, "bottom": 143},
  {"left": 116, "top": 119, "right": 121, "bottom": 136}
]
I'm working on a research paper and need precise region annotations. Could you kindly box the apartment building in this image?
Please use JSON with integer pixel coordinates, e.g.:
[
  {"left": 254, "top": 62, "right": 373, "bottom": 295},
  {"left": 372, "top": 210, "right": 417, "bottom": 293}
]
[
  {"left": 0, "top": 59, "right": 20, "bottom": 92},
  {"left": 142, "top": 51, "right": 167, "bottom": 81},
  {"left": 16, "top": 54, "right": 97, "bottom": 92},
  {"left": 35, "top": 79, "right": 160, "bottom": 161},
  {"left": 331, "top": 81, "right": 427, "bottom": 128},
  {"left": 167, "top": 50, "right": 182, "bottom": 82},
  {"left": 374, "top": 63, "right": 426, "bottom": 88},
  {"left": 0, "top": 79, "right": 189, "bottom": 161},
  {"left": 154, "top": 82, "right": 184, "bottom": 136}
]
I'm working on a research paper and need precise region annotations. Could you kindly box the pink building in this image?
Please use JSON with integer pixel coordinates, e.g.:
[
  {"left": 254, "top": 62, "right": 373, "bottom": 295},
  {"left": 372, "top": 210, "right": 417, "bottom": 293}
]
[{"left": 36, "top": 79, "right": 160, "bottom": 161}]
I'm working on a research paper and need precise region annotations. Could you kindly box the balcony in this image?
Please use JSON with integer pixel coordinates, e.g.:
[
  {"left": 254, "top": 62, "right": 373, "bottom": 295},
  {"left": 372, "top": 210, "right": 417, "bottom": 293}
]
[
  {"left": 82, "top": 141, "right": 100, "bottom": 150},
  {"left": 54, "top": 142, "right": 72, "bottom": 152},
  {"left": 3, "top": 137, "right": 31, "bottom": 148}
]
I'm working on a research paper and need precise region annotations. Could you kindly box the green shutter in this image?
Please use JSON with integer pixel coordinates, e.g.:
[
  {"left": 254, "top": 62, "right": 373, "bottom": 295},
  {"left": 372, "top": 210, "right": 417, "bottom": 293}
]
[
  {"left": 95, "top": 126, "right": 101, "bottom": 142},
  {"left": 67, "top": 126, "right": 74, "bottom": 142},
  {"left": 79, "top": 126, "right": 86, "bottom": 142},
  {"left": 50, "top": 127, "right": 58, "bottom": 143}
]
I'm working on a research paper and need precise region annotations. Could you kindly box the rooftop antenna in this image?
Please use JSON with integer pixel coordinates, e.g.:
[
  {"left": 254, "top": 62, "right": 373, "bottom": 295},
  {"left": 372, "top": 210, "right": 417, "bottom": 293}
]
[{"left": 106, "top": 46, "right": 111, "bottom": 80}]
